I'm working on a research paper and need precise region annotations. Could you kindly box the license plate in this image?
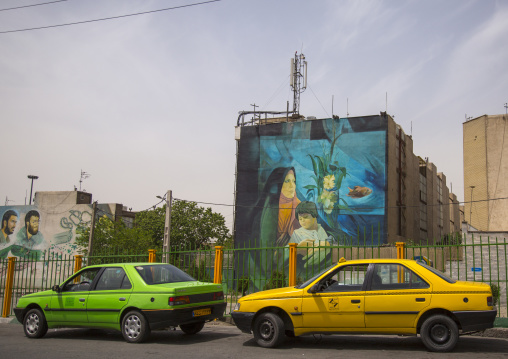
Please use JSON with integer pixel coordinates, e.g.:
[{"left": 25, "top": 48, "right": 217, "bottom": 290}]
[{"left": 193, "top": 308, "right": 211, "bottom": 317}]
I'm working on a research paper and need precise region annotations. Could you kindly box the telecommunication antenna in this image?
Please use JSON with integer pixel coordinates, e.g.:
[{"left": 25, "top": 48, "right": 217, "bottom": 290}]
[
  {"left": 79, "top": 170, "right": 91, "bottom": 191},
  {"left": 290, "top": 52, "right": 307, "bottom": 115},
  {"left": 504, "top": 102, "right": 507, "bottom": 114}
]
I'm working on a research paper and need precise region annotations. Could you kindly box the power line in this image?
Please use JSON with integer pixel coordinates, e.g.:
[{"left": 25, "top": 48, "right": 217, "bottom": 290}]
[
  {"left": 0, "top": 0, "right": 68, "bottom": 12},
  {"left": 0, "top": 0, "right": 221, "bottom": 34},
  {"left": 175, "top": 195, "right": 508, "bottom": 211}
]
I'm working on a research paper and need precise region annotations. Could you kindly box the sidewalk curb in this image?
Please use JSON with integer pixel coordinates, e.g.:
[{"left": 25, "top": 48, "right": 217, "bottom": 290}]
[{"left": 2, "top": 316, "right": 507, "bottom": 339}]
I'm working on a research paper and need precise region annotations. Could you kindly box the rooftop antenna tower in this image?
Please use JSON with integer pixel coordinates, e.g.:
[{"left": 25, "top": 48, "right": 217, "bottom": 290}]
[
  {"left": 79, "top": 170, "right": 91, "bottom": 191},
  {"left": 290, "top": 52, "right": 307, "bottom": 115}
]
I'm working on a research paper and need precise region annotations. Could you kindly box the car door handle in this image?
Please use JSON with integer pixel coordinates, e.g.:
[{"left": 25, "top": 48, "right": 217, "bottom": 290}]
[
  {"left": 119, "top": 297, "right": 126, "bottom": 301},
  {"left": 415, "top": 298, "right": 426, "bottom": 302},
  {"left": 351, "top": 300, "right": 361, "bottom": 304},
  {"left": 79, "top": 298, "right": 86, "bottom": 302}
]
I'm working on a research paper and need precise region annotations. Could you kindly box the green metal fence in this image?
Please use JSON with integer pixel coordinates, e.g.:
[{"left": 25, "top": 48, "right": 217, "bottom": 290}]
[{"left": 1, "top": 235, "right": 507, "bottom": 319}]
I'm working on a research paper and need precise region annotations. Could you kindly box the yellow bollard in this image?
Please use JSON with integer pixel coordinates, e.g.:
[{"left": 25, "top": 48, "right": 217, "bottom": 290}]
[
  {"left": 396, "top": 242, "right": 405, "bottom": 259},
  {"left": 148, "top": 249, "right": 157, "bottom": 263},
  {"left": 395, "top": 242, "right": 405, "bottom": 283},
  {"left": 2, "top": 257, "right": 16, "bottom": 318},
  {"left": 288, "top": 243, "right": 297, "bottom": 286},
  {"left": 73, "top": 255, "right": 83, "bottom": 283},
  {"left": 213, "top": 246, "right": 224, "bottom": 284}
]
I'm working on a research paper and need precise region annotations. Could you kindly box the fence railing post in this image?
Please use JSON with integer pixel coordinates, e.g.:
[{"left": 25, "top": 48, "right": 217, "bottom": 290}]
[
  {"left": 74, "top": 255, "right": 83, "bottom": 273},
  {"left": 396, "top": 242, "right": 405, "bottom": 259},
  {"left": 73, "top": 255, "right": 83, "bottom": 283},
  {"left": 213, "top": 246, "right": 224, "bottom": 284},
  {"left": 2, "top": 257, "right": 16, "bottom": 318},
  {"left": 288, "top": 243, "right": 297, "bottom": 287},
  {"left": 148, "top": 249, "right": 157, "bottom": 263}
]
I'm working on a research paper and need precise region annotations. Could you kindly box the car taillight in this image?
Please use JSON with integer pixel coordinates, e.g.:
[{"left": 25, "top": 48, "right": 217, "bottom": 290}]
[
  {"left": 213, "top": 291, "right": 224, "bottom": 301},
  {"left": 168, "top": 295, "right": 190, "bottom": 306},
  {"left": 487, "top": 296, "right": 493, "bottom": 306}
]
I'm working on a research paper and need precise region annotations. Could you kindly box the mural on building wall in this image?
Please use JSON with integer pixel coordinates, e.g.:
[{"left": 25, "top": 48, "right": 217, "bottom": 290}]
[
  {"left": 234, "top": 116, "right": 387, "bottom": 287},
  {"left": 0, "top": 203, "right": 115, "bottom": 272}
]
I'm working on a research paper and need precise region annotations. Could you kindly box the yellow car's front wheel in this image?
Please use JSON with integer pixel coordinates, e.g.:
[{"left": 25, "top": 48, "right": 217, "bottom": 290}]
[{"left": 253, "top": 312, "right": 285, "bottom": 348}]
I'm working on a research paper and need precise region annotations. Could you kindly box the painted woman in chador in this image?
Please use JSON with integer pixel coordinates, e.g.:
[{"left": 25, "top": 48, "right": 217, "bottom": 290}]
[{"left": 254, "top": 167, "right": 302, "bottom": 249}]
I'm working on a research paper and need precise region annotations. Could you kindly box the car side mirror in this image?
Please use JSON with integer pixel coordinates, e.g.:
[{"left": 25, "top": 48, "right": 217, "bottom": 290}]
[
  {"left": 52, "top": 285, "right": 61, "bottom": 292},
  {"left": 308, "top": 284, "right": 319, "bottom": 294}
]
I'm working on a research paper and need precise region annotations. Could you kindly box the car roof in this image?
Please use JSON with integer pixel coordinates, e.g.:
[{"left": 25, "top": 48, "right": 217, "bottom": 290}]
[
  {"left": 336, "top": 258, "right": 418, "bottom": 264},
  {"left": 83, "top": 262, "right": 171, "bottom": 268}
]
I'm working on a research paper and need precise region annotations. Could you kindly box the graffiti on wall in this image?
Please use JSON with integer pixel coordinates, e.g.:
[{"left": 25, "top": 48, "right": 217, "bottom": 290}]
[{"left": 234, "top": 116, "right": 387, "bottom": 286}]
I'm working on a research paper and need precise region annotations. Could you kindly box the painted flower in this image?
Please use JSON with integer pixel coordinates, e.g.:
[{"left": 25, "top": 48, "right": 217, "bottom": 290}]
[
  {"left": 319, "top": 190, "right": 338, "bottom": 214},
  {"left": 323, "top": 174, "right": 336, "bottom": 190}
]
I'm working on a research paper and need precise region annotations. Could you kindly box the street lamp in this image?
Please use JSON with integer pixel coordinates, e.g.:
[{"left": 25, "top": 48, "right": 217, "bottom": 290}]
[{"left": 27, "top": 175, "right": 39, "bottom": 205}]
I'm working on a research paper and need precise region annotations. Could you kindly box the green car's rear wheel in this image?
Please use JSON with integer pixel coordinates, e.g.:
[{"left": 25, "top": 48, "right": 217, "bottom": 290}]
[
  {"left": 23, "top": 308, "right": 48, "bottom": 339},
  {"left": 122, "top": 310, "right": 151, "bottom": 343},
  {"left": 180, "top": 321, "right": 205, "bottom": 335}
]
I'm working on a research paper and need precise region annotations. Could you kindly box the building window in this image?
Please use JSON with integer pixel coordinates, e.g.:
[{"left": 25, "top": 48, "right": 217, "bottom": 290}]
[
  {"left": 437, "top": 177, "right": 443, "bottom": 229},
  {"left": 419, "top": 172, "right": 427, "bottom": 242}
]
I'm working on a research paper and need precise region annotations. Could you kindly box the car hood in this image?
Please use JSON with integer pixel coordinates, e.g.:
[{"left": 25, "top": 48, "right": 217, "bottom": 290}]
[
  {"left": 22, "top": 289, "right": 54, "bottom": 298},
  {"left": 240, "top": 286, "right": 303, "bottom": 302}
]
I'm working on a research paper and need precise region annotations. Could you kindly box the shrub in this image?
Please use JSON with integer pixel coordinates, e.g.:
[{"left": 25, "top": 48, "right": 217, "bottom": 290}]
[
  {"left": 237, "top": 276, "right": 250, "bottom": 296},
  {"left": 263, "top": 270, "right": 286, "bottom": 290},
  {"left": 490, "top": 284, "right": 500, "bottom": 306}
]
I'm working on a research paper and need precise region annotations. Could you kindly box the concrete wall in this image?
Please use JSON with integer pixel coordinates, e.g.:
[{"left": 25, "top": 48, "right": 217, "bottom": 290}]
[
  {"left": 463, "top": 116, "right": 490, "bottom": 230},
  {"left": 486, "top": 115, "right": 508, "bottom": 231},
  {"left": 446, "top": 228, "right": 508, "bottom": 316}
]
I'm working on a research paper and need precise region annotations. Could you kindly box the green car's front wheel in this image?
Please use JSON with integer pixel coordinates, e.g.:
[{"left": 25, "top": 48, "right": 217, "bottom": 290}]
[
  {"left": 23, "top": 308, "right": 48, "bottom": 339},
  {"left": 180, "top": 321, "right": 205, "bottom": 335},
  {"left": 122, "top": 310, "right": 151, "bottom": 343}
]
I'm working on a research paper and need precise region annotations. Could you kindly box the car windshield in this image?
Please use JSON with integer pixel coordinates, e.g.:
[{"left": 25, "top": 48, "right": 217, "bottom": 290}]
[
  {"left": 135, "top": 264, "right": 196, "bottom": 285},
  {"left": 295, "top": 264, "right": 336, "bottom": 289},
  {"left": 416, "top": 261, "right": 456, "bottom": 284}
]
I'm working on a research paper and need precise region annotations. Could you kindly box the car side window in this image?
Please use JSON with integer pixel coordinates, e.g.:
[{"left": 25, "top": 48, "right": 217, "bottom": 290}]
[
  {"left": 320, "top": 264, "right": 368, "bottom": 292},
  {"left": 371, "top": 264, "right": 430, "bottom": 290},
  {"left": 95, "top": 267, "right": 131, "bottom": 290},
  {"left": 61, "top": 267, "right": 101, "bottom": 292}
]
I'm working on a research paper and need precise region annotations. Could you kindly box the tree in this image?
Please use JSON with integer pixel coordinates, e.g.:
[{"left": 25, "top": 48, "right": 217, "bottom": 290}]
[
  {"left": 75, "top": 200, "right": 231, "bottom": 254},
  {"left": 75, "top": 216, "right": 152, "bottom": 256},
  {"left": 169, "top": 200, "right": 231, "bottom": 250}
]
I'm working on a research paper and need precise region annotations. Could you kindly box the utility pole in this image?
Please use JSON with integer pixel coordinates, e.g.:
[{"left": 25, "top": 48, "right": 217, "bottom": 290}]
[
  {"left": 88, "top": 201, "right": 97, "bottom": 256},
  {"left": 162, "top": 190, "right": 172, "bottom": 263},
  {"left": 27, "top": 175, "right": 38, "bottom": 205}
]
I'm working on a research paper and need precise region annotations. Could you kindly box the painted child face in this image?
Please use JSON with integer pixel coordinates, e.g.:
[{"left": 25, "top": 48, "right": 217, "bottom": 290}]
[
  {"left": 281, "top": 171, "right": 296, "bottom": 198},
  {"left": 298, "top": 213, "right": 317, "bottom": 230}
]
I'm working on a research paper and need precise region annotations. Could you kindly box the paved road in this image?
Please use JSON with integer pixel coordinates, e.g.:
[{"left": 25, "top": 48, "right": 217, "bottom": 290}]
[{"left": 1, "top": 322, "right": 507, "bottom": 359}]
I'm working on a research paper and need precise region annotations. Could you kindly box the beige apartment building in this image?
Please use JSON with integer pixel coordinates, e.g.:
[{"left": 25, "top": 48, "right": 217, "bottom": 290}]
[
  {"left": 463, "top": 114, "right": 508, "bottom": 231},
  {"left": 386, "top": 114, "right": 460, "bottom": 243}
]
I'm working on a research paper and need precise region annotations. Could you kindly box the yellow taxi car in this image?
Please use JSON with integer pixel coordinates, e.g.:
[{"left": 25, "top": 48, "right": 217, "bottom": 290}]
[{"left": 231, "top": 258, "right": 497, "bottom": 352}]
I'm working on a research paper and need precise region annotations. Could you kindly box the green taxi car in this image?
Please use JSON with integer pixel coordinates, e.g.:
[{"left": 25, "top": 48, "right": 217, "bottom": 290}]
[{"left": 14, "top": 263, "right": 226, "bottom": 343}]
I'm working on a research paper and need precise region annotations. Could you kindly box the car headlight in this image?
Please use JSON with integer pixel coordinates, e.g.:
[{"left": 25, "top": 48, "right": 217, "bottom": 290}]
[{"left": 233, "top": 303, "right": 241, "bottom": 311}]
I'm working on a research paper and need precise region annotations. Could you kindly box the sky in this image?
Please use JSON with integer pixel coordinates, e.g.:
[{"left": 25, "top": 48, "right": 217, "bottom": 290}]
[{"left": 1, "top": 0, "right": 507, "bottom": 229}]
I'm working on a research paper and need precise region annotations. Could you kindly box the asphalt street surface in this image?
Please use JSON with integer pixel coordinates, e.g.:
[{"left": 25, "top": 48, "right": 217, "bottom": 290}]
[{"left": 1, "top": 321, "right": 507, "bottom": 359}]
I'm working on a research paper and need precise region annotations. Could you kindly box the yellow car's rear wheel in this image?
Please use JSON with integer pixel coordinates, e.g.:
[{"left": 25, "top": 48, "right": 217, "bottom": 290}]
[{"left": 420, "top": 314, "right": 459, "bottom": 352}]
